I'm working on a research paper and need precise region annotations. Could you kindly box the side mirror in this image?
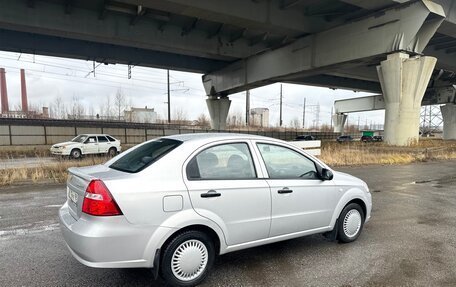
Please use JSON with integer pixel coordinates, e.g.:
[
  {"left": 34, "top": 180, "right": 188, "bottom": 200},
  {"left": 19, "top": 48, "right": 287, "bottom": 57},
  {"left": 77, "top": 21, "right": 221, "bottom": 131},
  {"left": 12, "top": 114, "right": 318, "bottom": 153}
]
[{"left": 320, "top": 168, "right": 333, "bottom": 181}]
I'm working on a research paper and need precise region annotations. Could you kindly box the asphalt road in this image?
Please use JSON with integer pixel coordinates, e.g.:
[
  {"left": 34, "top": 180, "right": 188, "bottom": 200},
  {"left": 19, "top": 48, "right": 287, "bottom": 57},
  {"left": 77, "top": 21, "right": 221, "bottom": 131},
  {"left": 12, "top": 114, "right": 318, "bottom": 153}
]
[
  {"left": 1, "top": 160, "right": 456, "bottom": 286},
  {"left": 0, "top": 157, "right": 56, "bottom": 170}
]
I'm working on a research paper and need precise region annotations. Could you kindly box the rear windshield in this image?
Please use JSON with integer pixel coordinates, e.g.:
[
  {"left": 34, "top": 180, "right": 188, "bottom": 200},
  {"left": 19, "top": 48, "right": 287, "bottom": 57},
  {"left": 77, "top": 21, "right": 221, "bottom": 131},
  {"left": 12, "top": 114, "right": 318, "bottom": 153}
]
[{"left": 110, "top": 138, "right": 182, "bottom": 173}]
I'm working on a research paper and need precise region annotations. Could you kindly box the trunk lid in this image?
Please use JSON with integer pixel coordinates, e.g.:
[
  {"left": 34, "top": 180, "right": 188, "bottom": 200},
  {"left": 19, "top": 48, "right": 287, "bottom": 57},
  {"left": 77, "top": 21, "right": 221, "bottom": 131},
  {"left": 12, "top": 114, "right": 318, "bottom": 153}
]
[{"left": 66, "top": 164, "right": 127, "bottom": 220}]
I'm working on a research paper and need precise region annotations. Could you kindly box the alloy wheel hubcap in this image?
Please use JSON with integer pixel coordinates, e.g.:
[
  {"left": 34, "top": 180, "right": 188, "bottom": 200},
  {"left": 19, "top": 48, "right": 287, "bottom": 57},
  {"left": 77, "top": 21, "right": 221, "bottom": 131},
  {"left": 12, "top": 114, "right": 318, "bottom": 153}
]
[
  {"left": 343, "top": 209, "right": 362, "bottom": 238},
  {"left": 171, "top": 239, "right": 208, "bottom": 282}
]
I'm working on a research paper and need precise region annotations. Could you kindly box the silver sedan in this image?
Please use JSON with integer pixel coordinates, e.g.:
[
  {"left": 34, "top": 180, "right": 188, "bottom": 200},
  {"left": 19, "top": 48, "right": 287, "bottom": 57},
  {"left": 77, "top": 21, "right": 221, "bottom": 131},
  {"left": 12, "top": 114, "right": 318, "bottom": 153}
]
[{"left": 59, "top": 133, "right": 372, "bottom": 287}]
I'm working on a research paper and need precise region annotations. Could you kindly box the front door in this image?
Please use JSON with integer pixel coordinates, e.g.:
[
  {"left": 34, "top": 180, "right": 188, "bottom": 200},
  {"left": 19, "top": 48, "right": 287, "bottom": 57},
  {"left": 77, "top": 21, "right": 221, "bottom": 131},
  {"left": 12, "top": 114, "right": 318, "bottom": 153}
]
[
  {"left": 255, "top": 142, "right": 339, "bottom": 237},
  {"left": 83, "top": 136, "right": 99, "bottom": 154},
  {"left": 184, "top": 141, "right": 271, "bottom": 246}
]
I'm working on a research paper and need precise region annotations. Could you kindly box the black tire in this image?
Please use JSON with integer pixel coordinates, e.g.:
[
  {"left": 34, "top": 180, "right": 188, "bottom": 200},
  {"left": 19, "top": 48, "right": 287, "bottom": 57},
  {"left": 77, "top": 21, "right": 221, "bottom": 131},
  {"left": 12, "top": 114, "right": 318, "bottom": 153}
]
[
  {"left": 70, "top": 148, "right": 81, "bottom": 159},
  {"left": 337, "top": 203, "right": 365, "bottom": 243},
  {"left": 108, "top": 147, "right": 117, "bottom": 157},
  {"left": 160, "top": 230, "right": 215, "bottom": 287}
]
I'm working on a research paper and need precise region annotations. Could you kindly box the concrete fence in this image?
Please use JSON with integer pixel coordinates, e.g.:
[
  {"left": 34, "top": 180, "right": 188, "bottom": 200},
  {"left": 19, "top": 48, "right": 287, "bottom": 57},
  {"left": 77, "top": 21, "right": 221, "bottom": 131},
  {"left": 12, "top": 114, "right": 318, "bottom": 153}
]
[{"left": 0, "top": 118, "right": 342, "bottom": 146}]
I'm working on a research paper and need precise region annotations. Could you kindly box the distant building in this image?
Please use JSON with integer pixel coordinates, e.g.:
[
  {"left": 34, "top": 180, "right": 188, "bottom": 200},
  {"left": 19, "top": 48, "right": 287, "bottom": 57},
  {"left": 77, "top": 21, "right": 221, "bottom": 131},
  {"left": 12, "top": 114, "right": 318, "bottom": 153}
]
[
  {"left": 250, "top": 108, "right": 269, "bottom": 127},
  {"left": 124, "top": 106, "right": 157, "bottom": 123},
  {"left": 1, "top": 107, "right": 49, "bottom": 119}
]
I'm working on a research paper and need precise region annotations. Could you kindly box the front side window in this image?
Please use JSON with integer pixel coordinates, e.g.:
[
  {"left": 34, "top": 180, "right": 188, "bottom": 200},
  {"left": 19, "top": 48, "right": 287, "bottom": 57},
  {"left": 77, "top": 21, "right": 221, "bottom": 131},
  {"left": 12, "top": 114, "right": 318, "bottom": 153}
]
[
  {"left": 187, "top": 143, "right": 256, "bottom": 180},
  {"left": 85, "top": 136, "right": 97, "bottom": 143},
  {"left": 110, "top": 138, "right": 182, "bottom": 173},
  {"left": 257, "top": 143, "right": 318, "bottom": 179}
]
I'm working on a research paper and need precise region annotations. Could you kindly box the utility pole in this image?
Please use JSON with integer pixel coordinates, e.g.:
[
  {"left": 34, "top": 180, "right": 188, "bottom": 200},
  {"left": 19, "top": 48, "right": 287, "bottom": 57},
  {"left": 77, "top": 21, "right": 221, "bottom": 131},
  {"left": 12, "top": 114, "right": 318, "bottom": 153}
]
[
  {"left": 167, "top": 69, "right": 171, "bottom": 124},
  {"left": 279, "top": 84, "right": 283, "bottom": 127},
  {"left": 245, "top": 90, "right": 250, "bottom": 126},
  {"left": 302, "top": 97, "right": 306, "bottom": 129}
]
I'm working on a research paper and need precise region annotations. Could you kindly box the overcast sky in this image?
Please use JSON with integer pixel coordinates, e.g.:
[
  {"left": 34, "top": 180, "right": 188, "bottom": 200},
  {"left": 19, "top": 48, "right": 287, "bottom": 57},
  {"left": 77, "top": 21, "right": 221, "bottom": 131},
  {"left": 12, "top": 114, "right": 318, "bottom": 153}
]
[{"left": 0, "top": 51, "right": 385, "bottom": 128}]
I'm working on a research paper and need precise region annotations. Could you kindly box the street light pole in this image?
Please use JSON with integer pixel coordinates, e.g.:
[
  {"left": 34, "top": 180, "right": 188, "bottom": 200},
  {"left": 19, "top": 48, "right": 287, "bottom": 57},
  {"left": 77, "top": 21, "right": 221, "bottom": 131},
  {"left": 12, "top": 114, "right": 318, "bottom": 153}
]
[
  {"left": 279, "top": 84, "right": 283, "bottom": 127},
  {"left": 167, "top": 69, "right": 171, "bottom": 124}
]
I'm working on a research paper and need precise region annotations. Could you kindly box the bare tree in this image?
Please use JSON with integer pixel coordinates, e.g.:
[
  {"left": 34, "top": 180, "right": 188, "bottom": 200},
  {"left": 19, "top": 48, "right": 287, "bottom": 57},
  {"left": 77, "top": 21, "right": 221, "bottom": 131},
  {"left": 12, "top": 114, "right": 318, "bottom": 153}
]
[
  {"left": 289, "top": 117, "right": 300, "bottom": 129},
  {"left": 319, "top": 124, "right": 332, "bottom": 132},
  {"left": 196, "top": 113, "right": 210, "bottom": 127},
  {"left": 88, "top": 105, "right": 95, "bottom": 119},
  {"left": 100, "top": 95, "right": 113, "bottom": 119},
  {"left": 227, "top": 110, "right": 244, "bottom": 128},
  {"left": 114, "top": 89, "right": 127, "bottom": 121},
  {"left": 70, "top": 95, "right": 85, "bottom": 119},
  {"left": 173, "top": 108, "right": 188, "bottom": 125}
]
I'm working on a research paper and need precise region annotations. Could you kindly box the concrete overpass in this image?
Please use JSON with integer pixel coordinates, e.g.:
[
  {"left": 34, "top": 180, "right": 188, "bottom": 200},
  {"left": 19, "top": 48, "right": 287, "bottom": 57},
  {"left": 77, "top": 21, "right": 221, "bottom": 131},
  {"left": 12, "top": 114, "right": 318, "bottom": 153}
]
[{"left": 0, "top": 0, "right": 455, "bottom": 145}]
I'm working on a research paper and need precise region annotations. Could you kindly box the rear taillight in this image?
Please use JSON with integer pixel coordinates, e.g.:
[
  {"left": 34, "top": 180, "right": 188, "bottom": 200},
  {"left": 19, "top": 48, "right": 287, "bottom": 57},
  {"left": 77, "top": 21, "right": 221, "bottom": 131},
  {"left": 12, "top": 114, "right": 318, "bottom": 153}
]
[{"left": 82, "top": 180, "right": 123, "bottom": 216}]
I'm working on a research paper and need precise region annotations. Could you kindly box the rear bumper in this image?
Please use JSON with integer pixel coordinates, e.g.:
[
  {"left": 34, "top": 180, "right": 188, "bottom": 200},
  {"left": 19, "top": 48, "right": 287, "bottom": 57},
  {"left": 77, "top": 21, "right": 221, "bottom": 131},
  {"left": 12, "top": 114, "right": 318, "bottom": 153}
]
[
  {"left": 365, "top": 192, "right": 372, "bottom": 223},
  {"left": 59, "top": 203, "right": 170, "bottom": 268}
]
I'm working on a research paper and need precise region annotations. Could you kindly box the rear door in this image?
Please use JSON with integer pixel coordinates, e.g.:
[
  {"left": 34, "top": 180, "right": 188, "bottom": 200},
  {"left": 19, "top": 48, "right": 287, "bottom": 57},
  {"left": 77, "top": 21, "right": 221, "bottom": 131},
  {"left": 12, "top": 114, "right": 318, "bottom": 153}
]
[
  {"left": 254, "top": 142, "right": 339, "bottom": 237},
  {"left": 97, "top": 136, "right": 110, "bottom": 153},
  {"left": 184, "top": 141, "right": 271, "bottom": 246}
]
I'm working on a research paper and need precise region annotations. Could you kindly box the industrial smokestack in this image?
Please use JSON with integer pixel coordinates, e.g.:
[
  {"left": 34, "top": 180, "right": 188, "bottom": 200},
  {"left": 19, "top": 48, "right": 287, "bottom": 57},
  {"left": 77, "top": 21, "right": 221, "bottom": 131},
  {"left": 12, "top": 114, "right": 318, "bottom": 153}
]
[
  {"left": 0, "top": 68, "right": 9, "bottom": 114},
  {"left": 20, "top": 69, "right": 28, "bottom": 112}
]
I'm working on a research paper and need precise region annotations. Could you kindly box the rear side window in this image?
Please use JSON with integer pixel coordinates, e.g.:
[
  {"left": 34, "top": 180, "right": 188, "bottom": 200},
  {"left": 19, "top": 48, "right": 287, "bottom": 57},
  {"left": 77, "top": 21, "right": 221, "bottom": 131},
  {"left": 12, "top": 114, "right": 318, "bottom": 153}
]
[
  {"left": 106, "top": 136, "right": 116, "bottom": 142},
  {"left": 110, "top": 138, "right": 182, "bottom": 173},
  {"left": 97, "top": 136, "right": 109, "bottom": 143},
  {"left": 187, "top": 143, "right": 256, "bottom": 180}
]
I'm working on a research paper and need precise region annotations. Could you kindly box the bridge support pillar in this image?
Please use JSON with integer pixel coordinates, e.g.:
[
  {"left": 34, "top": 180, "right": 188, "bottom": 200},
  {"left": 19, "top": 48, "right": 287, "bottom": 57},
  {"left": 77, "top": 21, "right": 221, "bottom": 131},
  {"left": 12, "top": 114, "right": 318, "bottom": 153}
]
[
  {"left": 206, "top": 95, "right": 231, "bottom": 130},
  {"left": 441, "top": 104, "right": 456, "bottom": 140},
  {"left": 377, "top": 52, "right": 437, "bottom": 146},
  {"left": 332, "top": 113, "right": 347, "bottom": 133}
]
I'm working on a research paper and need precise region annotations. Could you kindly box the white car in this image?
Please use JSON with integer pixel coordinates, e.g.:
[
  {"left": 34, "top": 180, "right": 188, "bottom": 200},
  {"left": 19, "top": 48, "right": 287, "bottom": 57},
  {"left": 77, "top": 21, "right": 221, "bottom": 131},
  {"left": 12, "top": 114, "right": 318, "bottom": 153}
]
[
  {"left": 50, "top": 134, "right": 121, "bottom": 158},
  {"left": 59, "top": 133, "right": 371, "bottom": 286}
]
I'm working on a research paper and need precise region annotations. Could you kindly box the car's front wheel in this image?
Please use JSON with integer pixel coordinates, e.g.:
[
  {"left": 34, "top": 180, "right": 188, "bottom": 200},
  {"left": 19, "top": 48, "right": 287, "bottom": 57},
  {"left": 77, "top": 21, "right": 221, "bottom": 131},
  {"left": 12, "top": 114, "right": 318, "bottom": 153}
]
[
  {"left": 337, "top": 203, "right": 365, "bottom": 243},
  {"left": 70, "top": 148, "right": 81, "bottom": 159},
  {"left": 160, "top": 230, "right": 215, "bottom": 287}
]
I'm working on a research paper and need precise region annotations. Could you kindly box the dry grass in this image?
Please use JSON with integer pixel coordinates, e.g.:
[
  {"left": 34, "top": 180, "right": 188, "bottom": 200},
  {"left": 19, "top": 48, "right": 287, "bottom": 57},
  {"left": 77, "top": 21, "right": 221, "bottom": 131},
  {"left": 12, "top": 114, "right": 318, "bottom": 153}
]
[
  {"left": 0, "top": 156, "right": 108, "bottom": 186},
  {"left": 320, "top": 139, "right": 456, "bottom": 167},
  {"left": 0, "top": 146, "right": 51, "bottom": 159}
]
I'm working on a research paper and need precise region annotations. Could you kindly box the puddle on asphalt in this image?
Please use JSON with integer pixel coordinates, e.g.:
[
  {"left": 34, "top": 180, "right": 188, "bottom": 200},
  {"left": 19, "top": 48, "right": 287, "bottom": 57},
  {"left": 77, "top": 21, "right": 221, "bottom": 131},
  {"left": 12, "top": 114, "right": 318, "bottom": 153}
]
[{"left": 0, "top": 221, "right": 59, "bottom": 240}]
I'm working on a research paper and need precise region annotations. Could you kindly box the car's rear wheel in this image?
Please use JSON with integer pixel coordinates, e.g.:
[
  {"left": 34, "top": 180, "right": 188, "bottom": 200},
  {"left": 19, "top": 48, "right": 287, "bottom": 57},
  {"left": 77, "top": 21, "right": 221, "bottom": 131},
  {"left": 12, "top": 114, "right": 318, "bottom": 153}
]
[
  {"left": 70, "top": 148, "right": 81, "bottom": 159},
  {"left": 108, "top": 147, "right": 117, "bottom": 157},
  {"left": 337, "top": 203, "right": 364, "bottom": 243},
  {"left": 160, "top": 230, "right": 215, "bottom": 287}
]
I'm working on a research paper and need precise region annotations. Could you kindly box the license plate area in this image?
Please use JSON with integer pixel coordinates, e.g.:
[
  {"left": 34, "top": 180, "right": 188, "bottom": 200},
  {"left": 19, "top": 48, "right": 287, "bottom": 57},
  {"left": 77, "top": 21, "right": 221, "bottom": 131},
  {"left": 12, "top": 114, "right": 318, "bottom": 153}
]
[{"left": 67, "top": 187, "right": 79, "bottom": 204}]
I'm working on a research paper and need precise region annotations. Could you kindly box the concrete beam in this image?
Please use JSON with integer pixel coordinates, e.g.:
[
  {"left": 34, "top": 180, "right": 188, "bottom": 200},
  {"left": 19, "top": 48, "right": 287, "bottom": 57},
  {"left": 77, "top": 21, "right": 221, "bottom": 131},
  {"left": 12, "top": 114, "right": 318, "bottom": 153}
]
[
  {"left": 0, "top": 0, "right": 265, "bottom": 62},
  {"left": 334, "top": 85, "right": 456, "bottom": 113},
  {"left": 203, "top": 0, "right": 445, "bottom": 95},
  {"left": 0, "top": 29, "right": 228, "bottom": 73},
  {"left": 339, "top": 0, "right": 409, "bottom": 10},
  {"left": 424, "top": 45, "right": 456, "bottom": 72},
  {"left": 116, "top": 0, "right": 333, "bottom": 36},
  {"left": 286, "top": 74, "right": 381, "bottom": 93}
]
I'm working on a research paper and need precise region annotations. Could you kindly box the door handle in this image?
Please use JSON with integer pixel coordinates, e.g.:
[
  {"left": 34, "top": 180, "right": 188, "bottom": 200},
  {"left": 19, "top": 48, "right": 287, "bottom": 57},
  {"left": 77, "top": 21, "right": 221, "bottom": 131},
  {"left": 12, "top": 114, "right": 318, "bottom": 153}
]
[
  {"left": 201, "top": 190, "right": 221, "bottom": 198},
  {"left": 278, "top": 188, "right": 293, "bottom": 194}
]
